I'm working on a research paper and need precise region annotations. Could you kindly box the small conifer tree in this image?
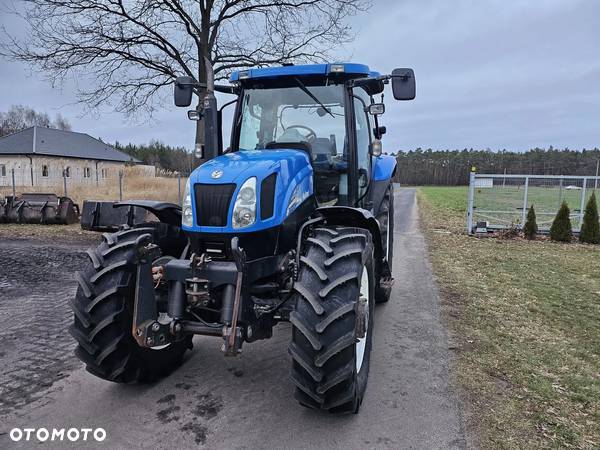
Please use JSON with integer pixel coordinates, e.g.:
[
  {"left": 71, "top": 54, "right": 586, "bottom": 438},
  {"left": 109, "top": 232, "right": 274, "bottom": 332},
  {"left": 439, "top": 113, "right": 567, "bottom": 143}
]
[
  {"left": 523, "top": 205, "right": 538, "bottom": 240},
  {"left": 580, "top": 191, "right": 600, "bottom": 244},
  {"left": 550, "top": 201, "right": 572, "bottom": 242}
]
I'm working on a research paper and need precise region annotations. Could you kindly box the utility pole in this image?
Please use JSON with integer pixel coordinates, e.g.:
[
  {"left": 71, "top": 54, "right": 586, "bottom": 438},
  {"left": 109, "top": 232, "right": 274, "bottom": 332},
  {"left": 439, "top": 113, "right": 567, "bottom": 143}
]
[
  {"left": 63, "top": 169, "right": 68, "bottom": 197},
  {"left": 11, "top": 168, "right": 16, "bottom": 198},
  {"left": 595, "top": 159, "right": 599, "bottom": 191},
  {"left": 178, "top": 172, "right": 182, "bottom": 205}
]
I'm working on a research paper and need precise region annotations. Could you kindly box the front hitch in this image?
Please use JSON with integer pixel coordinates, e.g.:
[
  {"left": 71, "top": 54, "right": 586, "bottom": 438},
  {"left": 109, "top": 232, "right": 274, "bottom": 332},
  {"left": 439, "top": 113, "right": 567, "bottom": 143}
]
[
  {"left": 221, "top": 237, "right": 246, "bottom": 356},
  {"left": 130, "top": 234, "right": 168, "bottom": 347},
  {"left": 130, "top": 234, "right": 248, "bottom": 355}
]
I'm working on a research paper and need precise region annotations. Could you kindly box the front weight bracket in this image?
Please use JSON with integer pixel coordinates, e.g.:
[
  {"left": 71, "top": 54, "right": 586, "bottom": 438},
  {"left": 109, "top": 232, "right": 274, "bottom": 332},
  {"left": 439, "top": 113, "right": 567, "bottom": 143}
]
[{"left": 131, "top": 234, "right": 167, "bottom": 347}]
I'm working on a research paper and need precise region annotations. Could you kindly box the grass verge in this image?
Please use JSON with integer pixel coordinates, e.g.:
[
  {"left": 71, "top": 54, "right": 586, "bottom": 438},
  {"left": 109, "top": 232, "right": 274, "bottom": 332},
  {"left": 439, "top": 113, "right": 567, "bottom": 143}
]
[{"left": 418, "top": 186, "right": 599, "bottom": 449}]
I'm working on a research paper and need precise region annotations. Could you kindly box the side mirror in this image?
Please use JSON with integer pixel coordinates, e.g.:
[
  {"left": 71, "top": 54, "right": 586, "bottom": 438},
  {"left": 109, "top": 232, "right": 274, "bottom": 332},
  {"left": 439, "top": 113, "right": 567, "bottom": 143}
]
[
  {"left": 373, "top": 126, "right": 386, "bottom": 139},
  {"left": 366, "top": 103, "right": 385, "bottom": 115},
  {"left": 391, "top": 68, "right": 416, "bottom": 100},
  {"left": 369, "top": 139, "right": 383, "bottom": 157},
  {"left": 174, "top": 76, "right": 195, "bottom": 107}
]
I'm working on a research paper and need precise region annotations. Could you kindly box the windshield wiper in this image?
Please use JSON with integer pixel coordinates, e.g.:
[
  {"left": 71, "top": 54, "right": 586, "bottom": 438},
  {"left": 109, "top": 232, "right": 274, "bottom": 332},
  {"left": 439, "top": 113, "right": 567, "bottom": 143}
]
[{"left": 293, "top": 77, "right": 335, "bottom": 118}]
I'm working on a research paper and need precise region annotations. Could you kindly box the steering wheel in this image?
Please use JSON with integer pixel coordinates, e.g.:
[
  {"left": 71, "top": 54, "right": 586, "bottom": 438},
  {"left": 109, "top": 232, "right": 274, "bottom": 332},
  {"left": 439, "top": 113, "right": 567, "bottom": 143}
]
[{"left": 284, "top": 125, "right": 317, "bottom": 142}]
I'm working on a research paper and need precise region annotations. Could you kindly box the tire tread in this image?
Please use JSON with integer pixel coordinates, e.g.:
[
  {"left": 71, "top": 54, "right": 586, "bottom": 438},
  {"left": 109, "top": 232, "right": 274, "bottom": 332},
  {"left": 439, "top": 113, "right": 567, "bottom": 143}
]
[
  {"left": 70, "top": 222, "right": 190, "bottom": 384},
  {"left": 289, "top": 226, "right": 374, "bottom": 413}
]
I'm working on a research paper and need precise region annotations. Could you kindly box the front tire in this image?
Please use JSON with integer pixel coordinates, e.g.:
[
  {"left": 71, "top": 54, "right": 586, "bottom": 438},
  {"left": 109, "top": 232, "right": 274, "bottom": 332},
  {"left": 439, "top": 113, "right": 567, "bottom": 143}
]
[
  {"left": 289, "top": 226, "right": 375, "bottom": 414},
  {"left": 70, "top": 223, "right": 192, "bottom": 383}
]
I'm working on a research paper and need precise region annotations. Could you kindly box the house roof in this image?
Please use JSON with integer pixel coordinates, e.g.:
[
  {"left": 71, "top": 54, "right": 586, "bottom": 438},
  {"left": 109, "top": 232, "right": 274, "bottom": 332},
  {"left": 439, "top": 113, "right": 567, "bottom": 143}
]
[{"left": 0, "top": 126, "right": 140, "bottom": 163}]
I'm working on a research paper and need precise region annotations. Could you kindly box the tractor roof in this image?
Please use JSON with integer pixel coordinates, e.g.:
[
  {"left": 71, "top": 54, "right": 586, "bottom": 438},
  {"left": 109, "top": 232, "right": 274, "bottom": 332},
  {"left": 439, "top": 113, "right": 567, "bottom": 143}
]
[{"left": 230, "top": 63, "right": 380, "bottom": 83}]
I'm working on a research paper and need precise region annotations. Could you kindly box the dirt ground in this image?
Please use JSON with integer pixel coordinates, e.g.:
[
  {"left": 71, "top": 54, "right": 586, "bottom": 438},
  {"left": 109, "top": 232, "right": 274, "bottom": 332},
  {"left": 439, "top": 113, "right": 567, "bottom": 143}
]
[
  {"left": 0, "top": 223, "right": 98, "bottom": 241},
  {"left": 0, "top": 231, "right": 100, "bottom": 417},
  {"left": 0, "top": 190, "right": 468, "bottom": 449}
]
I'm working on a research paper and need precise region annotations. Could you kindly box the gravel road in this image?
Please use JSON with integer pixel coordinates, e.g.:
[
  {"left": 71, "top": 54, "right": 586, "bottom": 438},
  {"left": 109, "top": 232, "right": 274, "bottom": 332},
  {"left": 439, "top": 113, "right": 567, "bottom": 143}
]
[{"left": 0, "top": 188, "right": 466, "bottom": 449}]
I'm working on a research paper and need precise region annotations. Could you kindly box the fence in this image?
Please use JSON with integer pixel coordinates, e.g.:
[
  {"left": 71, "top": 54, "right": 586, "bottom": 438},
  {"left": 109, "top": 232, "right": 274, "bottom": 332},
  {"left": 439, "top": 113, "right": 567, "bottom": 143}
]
[
  {"left": 466, "top": 173, "right": 600, "bottom": 234},
  {"left": 0, "top": 167, "right": 188, "bottom": 207}
]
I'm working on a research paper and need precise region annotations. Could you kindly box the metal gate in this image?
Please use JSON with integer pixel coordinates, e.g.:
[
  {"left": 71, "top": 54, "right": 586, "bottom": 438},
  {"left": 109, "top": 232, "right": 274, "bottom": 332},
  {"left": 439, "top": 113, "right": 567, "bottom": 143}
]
[{"left": 467, "top": 172, "right": 600, "bottom": 234}]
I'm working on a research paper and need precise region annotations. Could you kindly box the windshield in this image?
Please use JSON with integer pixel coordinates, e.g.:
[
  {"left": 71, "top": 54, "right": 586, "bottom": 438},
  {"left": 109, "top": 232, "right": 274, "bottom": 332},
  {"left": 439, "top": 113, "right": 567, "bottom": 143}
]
[{"left": 237, "top": 85, "right": 346, "bottom": 155}]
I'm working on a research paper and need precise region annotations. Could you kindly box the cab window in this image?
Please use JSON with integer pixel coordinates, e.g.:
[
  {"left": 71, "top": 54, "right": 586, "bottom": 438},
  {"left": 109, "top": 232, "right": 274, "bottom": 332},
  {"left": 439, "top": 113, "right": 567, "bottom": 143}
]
[{"left": 353, "top": 90, "right": 372, "bottom": 202}]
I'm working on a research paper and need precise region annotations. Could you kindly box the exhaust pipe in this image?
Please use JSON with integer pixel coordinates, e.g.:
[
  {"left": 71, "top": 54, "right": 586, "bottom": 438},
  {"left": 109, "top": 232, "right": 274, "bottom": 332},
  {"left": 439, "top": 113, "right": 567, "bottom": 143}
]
[{"left": 202, "top": 57, "right": 220, "bottom": 161}]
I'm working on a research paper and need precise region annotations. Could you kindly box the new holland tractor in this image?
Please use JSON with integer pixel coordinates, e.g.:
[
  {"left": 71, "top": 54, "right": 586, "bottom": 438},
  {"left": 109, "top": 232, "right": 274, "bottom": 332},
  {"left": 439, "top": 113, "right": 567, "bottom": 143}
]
[{"left": 71, "top": 62, "right": 415, "bottom": 413}]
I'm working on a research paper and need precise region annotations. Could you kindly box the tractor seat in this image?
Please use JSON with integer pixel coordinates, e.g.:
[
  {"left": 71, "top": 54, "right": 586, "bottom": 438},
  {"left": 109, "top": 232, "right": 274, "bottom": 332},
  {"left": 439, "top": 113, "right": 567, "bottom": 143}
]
[
  {"left": 265, "top": 128, "right": 313, "bottom": 153},
  {"left": 310, "top": 138, "right": 335, "bottom": 159}
]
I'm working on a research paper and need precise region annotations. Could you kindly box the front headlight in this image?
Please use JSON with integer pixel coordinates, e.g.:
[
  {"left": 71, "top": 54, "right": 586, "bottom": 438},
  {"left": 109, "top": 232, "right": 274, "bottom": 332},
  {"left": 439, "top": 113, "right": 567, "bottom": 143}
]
[
  {"left": 232, "top": 177, "right": 256, "bottom": 229},
  {"left": 182, "top": 179, "right": 193, "bottom": 227}
]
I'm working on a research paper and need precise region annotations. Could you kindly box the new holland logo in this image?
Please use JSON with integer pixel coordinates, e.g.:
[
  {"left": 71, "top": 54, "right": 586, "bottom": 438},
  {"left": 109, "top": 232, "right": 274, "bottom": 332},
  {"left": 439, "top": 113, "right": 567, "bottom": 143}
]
[{"left": 211, "top": 170, "right": 224, "bottom": 179}]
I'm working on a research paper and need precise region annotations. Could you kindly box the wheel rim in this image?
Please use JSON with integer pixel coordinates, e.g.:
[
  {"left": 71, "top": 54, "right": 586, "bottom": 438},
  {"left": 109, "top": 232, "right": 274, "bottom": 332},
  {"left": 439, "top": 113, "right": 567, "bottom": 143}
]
[{"left": 356, "top": 266, "right": 370, "bottom": 372}]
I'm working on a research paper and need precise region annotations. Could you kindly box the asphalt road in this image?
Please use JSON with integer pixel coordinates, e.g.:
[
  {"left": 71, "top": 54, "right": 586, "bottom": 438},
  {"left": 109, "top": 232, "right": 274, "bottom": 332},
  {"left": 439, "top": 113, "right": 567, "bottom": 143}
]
[{"left": 1, "top": 188, "right": 466, "bottom": 449}]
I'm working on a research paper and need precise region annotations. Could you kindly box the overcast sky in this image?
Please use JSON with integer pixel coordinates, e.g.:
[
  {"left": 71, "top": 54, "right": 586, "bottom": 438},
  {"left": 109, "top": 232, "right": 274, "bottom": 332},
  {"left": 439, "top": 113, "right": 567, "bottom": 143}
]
[{"left": 1, "top": 0, "right": 599, "bottom": 152}]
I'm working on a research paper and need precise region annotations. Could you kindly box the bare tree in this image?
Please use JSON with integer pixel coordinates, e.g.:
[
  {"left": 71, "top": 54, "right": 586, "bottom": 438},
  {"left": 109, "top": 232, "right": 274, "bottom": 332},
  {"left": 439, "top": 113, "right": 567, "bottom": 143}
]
[
  {"left": 0, "top": 104, "right": 72, "bottom": 136},
  {"left": 2, "top": 0, "right": 369, "bottom": 149},
  {"left": 53, "top": 112, "right": 72, "bottom": 131}
]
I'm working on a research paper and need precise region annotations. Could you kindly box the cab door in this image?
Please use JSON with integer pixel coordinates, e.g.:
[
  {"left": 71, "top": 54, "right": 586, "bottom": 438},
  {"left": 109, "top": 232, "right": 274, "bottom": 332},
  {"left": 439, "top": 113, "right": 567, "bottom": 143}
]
[{"left": 352, "top": 90, "right": 373, "bottom": 206}]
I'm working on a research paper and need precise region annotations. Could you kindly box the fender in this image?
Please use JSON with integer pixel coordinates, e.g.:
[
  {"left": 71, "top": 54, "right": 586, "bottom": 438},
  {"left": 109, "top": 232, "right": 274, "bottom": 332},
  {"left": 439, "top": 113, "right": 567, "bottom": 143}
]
[
  {"left": 312, "top": 206, "right": 391, "bottom": 278},
  {"left": 81, "top": 200, "right": 182, "bottom": 232},
  {"left": 372, "top": 154, "right": 397, "bottom": 181},
  {"left": 370, "top": 155, "right": 397, "bottom": 215},
  {"left": 114, "top": 200, "right": 181, "bottom": 226}
]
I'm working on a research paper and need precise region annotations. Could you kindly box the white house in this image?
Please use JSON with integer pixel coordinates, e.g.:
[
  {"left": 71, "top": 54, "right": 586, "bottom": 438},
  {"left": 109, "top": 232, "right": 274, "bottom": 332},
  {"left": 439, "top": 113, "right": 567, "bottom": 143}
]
[{"left": 0, "top": 126, "right": 154, "bottom": 188}]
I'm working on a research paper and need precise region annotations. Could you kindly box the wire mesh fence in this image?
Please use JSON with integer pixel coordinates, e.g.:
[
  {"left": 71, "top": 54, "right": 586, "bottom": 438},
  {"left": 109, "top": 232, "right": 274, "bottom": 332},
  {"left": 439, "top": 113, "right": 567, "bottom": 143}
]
[{"left": 467, "top": 173, "right": 600, "bottom": 234}]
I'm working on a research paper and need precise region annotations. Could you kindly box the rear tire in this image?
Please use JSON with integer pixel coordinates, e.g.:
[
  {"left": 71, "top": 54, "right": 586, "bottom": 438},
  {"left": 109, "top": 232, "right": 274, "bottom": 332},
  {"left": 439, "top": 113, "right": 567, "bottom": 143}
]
[
  {"left": 70, "top": 223, "right": 192, "bottom": 383},
  {"left": 376, "top": 185, "right": 394, "bottom": 303},
  {"left": 289, "top": 226, "right": 375, "bottom": 414}
]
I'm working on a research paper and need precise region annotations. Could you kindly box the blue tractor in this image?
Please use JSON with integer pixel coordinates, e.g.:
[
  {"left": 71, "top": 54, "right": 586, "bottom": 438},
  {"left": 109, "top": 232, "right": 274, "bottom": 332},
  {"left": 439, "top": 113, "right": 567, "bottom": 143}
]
[{"left": 71, "top": 62, "right": 415, "bottom": 413}]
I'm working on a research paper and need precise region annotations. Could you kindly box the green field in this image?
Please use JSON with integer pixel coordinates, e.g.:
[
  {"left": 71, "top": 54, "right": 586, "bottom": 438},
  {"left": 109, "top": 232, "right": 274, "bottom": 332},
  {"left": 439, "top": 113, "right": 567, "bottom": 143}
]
[{"left": 418, "top": 186, "right": 600, "bottom": 449}]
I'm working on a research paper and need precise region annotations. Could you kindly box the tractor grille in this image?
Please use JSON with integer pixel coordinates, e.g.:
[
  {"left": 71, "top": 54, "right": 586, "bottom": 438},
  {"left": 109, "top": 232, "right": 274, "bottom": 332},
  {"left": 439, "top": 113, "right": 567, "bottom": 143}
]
[
  {"left": 260, "top": 173, "right": 277, "bottom": 220},
  {"left": 194, "top": 183, "right": 236, "bottom": 227}
]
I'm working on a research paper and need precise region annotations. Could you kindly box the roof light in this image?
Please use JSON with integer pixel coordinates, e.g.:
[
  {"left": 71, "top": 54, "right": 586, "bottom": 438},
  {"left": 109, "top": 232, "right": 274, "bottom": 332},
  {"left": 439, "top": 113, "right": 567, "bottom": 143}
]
[
  {"left": 238, "top": 71, "right": 250, "bottom": 80},
  {"left": 330, "top": 64, "right": 345, "bottom": 73}
]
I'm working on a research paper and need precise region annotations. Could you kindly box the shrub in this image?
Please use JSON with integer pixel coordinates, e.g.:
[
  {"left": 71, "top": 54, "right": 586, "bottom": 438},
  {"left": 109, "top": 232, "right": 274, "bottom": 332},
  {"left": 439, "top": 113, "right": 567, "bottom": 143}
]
[
  {"left": 580, "top": 191, "right": 600, "bottom": 244},
  {"left": 498, "top": 224, "right": 519, "bottom": 240},
  {"left": 550, "top": 201, "right": 572, "bottom": 242},
  {"left": 523, "top": 205, "right": 538, "bottom": 240}
]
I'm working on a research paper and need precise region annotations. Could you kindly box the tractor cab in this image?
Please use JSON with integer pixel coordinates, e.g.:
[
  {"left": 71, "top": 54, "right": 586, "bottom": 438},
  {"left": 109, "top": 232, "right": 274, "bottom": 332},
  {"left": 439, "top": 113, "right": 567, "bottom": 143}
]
[
  {"left": 235, "top": 76, "right": 348, "bottom": 205},
  {"left": 175, "top": 63, "right": 415, "bottom": 226},
  {"left": 230, "top": 64, "right": 383, "bottom": 207}
]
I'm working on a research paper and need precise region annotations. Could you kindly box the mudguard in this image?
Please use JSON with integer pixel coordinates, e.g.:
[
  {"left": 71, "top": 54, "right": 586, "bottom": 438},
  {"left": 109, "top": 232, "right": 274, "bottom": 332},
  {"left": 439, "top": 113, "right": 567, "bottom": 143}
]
[
  {"left": 370, "top": 155, "right": 397, "bottom": 216},
  {"left": 372, "top": 154, "right": 397, "bottom": 181},
  {"left": 312, "top": 206, "right": 390, "bottom": 278},
  {"left": 80, "top": 200, "right": 181, "bottom": 231},
  {"left": 114, "top": 200, "right": 181, "bottom": 225}
]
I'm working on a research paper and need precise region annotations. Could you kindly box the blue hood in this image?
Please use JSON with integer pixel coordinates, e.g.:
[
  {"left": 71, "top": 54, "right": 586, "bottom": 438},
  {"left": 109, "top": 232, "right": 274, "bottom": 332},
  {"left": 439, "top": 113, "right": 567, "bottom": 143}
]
[
  {"left": 185, "top": 149, "right": 314, "bottom": 233},
  {"left": 191, "top": 149, "right": 310, "bottom": 185}
]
